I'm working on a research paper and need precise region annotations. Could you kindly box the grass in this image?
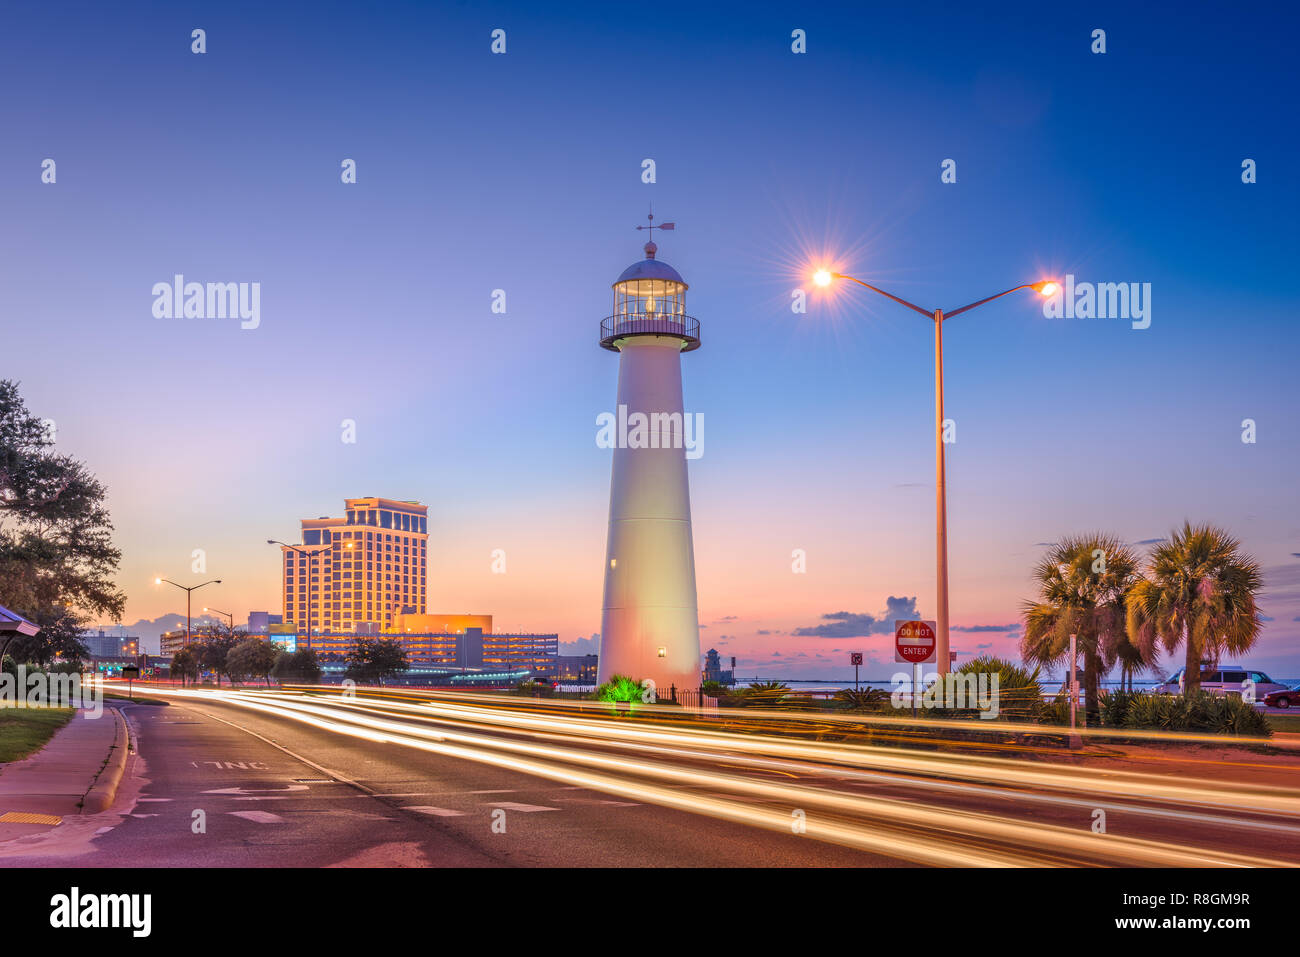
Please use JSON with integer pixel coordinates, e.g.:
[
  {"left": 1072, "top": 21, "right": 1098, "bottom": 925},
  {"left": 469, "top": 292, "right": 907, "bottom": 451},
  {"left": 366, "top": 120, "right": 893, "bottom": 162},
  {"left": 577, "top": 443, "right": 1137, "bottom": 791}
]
[
  {"left": 1265, "top": 713, "right": 1300, "bottom": 733},
  {"left": 101, "top": 690, "right": 169, "bottom": 706},
  {"left": 0, "top": 707, "right": 74, "bottom": 763}
]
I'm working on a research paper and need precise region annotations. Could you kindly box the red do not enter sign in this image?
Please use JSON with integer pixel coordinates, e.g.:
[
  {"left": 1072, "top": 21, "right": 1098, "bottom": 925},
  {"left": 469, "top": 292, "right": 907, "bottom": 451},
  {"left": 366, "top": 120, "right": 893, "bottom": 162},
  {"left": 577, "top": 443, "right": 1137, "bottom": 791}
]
[{"left": 895, "top": 620, "right": 936, "bottom": 664}]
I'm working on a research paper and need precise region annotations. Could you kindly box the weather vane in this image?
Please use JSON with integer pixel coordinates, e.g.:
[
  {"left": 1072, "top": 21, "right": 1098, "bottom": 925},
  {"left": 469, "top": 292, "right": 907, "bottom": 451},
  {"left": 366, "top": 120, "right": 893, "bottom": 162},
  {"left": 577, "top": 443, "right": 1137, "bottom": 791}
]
[{"left": 635, "top": 211, "right": 675, "bottom": 241}]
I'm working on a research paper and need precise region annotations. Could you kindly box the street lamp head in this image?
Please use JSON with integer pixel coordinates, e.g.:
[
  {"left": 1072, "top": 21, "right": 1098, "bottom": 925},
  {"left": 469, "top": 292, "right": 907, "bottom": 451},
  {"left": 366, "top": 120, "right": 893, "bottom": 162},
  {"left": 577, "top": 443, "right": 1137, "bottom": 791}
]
[
  {"left": 153, "top": 577, "right": 161, "bottom": 585},
  {"left": 1033, "top": 280, "right": 1061, "bottom": 297},
  {"left": 813, "top": 269, "right": 834, "bottom": 287}
]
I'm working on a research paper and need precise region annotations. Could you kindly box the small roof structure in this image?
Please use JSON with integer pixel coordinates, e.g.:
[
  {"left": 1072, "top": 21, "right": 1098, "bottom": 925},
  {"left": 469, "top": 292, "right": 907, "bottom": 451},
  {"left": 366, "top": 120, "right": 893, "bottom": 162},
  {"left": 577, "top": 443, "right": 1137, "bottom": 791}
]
[{"left": 0, "top": 604, "right": 40, "bottom": 637}]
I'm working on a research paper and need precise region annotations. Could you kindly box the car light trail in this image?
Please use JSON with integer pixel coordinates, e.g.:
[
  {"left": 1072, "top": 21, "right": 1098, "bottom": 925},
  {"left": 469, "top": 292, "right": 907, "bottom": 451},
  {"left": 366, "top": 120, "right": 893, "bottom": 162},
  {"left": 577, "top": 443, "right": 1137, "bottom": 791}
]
[{"left": 139, "top": 685, "right": 1300, "bottom": 868}]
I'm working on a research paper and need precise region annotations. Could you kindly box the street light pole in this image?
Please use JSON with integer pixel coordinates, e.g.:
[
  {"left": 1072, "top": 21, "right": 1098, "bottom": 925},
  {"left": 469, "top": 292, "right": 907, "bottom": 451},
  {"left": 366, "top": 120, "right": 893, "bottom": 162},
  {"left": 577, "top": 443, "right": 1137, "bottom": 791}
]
[
  {"left": 934, "top": 306, "right": 950, "bottom": 677},
  {"left": 154, "top": 578, "right": 222, "bottom": 649},
  {"left": 204, "top": 606, "right": 234, "bottom": 637},
  {"left": 268, "top": 540, "right": 317, "bottom": 652},
  {"left": 268, "top": 539, "right": 352, "bottom": 652},
  {"left": 813, "top": 272, "right": 1059, "bottom": 677}
]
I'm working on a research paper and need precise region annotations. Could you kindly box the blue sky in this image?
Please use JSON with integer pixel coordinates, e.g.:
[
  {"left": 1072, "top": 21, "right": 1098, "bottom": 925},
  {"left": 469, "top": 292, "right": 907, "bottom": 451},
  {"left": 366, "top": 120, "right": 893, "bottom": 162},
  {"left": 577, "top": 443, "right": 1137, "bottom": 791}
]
[{"left": 3, "top": 0, "right": 1298, "bottom": 676}]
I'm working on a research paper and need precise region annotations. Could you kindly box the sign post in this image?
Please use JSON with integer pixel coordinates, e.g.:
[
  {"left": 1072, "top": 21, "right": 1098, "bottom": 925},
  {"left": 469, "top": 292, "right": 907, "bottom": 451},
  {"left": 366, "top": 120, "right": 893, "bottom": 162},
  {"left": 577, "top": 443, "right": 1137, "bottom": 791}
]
[
  {"left": 895, "top": 620, "right": 937, "bottom": 718},
  {"left": 850, "top": 652, "right": 863, "bottom": 691},
  {"left": 122, "top": 664, "right": 140, "bottom": 700}
]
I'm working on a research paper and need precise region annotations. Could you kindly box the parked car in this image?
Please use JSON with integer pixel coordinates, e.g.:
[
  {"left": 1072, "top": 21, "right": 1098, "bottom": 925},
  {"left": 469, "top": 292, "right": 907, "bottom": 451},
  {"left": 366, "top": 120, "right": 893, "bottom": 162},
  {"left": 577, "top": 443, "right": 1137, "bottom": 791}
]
[
  {"left": 1263, "top": 685, "right": 1300, "bottom": 709},
  {"left": 1153, "top": 667, "right": 1288, "bottom": 698}
]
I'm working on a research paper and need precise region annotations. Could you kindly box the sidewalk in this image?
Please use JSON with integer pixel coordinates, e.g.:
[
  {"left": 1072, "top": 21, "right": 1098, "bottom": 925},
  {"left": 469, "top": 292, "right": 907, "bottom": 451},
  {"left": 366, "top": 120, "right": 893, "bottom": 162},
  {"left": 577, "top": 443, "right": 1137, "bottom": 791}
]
[{"left": 0, "top": 705, "right": 129, "bottom": 842}]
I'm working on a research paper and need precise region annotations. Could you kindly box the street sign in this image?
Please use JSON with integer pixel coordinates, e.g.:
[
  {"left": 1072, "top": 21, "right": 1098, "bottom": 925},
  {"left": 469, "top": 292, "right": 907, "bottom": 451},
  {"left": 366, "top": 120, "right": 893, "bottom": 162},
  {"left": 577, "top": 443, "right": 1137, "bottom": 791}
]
[
  {"left": 894, "top": 620, "right": 937, "bottom": 664},
  {"left": 850, "top": 653, "right": 863, "bottom": 666}
]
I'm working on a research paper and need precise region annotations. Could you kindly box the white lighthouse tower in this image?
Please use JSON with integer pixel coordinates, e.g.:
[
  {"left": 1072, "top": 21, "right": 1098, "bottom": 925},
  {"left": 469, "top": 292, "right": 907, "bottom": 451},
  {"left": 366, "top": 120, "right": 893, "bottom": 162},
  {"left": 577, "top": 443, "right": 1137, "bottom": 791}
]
[{"left": 598, "top": 215, "right": 702, "bottom": 698}]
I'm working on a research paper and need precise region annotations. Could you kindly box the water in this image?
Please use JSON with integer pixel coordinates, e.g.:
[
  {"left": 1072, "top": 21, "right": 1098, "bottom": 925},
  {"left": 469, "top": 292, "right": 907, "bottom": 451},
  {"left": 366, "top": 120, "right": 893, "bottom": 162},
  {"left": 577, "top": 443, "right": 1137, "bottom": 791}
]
[{"left": 734, "top": 678, "right": 1300, "bottom": 694}]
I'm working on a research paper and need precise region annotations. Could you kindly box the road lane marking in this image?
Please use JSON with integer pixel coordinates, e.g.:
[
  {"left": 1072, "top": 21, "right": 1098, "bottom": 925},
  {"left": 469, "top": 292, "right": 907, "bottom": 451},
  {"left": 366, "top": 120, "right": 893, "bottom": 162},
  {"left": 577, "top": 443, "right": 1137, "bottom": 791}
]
[
  {"left": 402, "top": 806, "right": 467, "bottom": 817},
  {"left": 202, "top": 785, "right": 309, "bottom": 796},
  {"left": 228, "top": 810, "right": 285, "bottom": 824},
  {"left": 489, "top": 802, "right": 559, "bottom": 812}
]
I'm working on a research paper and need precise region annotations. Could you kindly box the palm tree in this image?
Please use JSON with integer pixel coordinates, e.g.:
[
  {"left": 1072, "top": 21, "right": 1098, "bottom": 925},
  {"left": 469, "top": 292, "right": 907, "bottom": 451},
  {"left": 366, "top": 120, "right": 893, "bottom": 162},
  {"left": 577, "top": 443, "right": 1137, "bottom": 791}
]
[
  {"left": 1126, "top": 523, "right": 1263, "bottom": 696},
  {"left": 1021, "top": 534, "right": 1144, "bottom": 723}
]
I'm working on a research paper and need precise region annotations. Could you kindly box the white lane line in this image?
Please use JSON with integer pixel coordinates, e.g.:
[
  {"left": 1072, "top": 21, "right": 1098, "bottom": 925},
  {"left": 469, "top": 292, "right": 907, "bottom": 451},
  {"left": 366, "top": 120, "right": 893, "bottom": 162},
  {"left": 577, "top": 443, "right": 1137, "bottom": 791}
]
[
  {"left": 490, "top": 802, "right": 559, "bottom": 812},
  {"left": 402, "top": 806, "right": 467, "bottom": 817},
  {"left": 228, "top": 810, "right": 285, "bottom": 824},
  {"left": 137, "top": 798, "right": 173, "bottom": 802}
]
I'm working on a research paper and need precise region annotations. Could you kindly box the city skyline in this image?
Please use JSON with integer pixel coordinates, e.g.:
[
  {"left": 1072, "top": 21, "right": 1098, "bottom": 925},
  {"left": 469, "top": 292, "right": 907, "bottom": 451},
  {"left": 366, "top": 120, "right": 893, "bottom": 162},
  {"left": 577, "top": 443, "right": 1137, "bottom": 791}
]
[{"left": 6, "top": 1, "right": 1296, "bottom": 679}]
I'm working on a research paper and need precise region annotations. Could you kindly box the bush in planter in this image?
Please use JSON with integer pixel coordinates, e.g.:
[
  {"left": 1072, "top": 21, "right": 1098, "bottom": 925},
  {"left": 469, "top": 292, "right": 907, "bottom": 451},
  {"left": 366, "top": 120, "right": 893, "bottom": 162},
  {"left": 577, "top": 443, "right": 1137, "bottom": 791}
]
[
  {"left": 595, "top": 674, "right": 646, "bottom": 714},
  {"left": 1098, "top": 689, "right": 1136, "bottom": 727}
]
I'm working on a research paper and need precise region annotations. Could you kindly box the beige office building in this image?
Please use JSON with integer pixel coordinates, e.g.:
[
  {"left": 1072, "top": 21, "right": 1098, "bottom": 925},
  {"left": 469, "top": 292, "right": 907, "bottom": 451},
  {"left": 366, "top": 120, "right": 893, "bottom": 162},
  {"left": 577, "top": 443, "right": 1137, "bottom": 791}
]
[{"left": 280, "top": 497, "right": 429, "bottom": 636}]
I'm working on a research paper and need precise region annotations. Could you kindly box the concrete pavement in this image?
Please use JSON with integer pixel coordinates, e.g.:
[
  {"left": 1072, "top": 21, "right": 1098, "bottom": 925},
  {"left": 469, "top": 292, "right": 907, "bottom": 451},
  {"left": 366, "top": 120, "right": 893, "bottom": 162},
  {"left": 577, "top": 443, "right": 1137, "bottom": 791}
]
[{"left": 0, "top": 705, "right": 129, "bottom": 842}]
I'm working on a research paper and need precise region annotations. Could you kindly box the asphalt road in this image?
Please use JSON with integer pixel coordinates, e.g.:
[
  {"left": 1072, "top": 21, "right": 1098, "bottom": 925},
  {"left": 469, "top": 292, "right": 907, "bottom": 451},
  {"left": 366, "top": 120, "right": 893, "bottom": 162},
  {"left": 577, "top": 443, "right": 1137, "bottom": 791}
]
[
  {"left": 0, "top": 695, "right": 887, "bottom": 867},
  {"left": 3, "top": 687, "right": 1298, "bottom": 867}
]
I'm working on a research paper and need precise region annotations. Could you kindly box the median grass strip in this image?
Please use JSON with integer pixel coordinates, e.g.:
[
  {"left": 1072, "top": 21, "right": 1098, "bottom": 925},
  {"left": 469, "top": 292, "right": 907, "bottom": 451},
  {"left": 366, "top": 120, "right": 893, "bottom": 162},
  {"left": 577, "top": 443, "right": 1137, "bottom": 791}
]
[
  {"left": 0, "top": 707, "right": 74, "bottom": 763},
  {"left": 101, "top": 690, "right": 169, "bottom": 706}
]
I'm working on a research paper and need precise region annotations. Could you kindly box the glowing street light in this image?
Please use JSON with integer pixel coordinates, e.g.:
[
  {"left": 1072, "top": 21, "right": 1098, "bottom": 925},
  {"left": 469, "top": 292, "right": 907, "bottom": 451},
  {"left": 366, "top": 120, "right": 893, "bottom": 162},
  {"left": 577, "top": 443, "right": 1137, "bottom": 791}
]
[
  {"left": 267, "top": 538, "right": 355, "bottom": 651},
  {"left": 154, "top": 577, "right": 222, "bottom": 648},
  {"left": 812, "top": 269, "right": 1059, "bottom": 676},
  {"left": 203, "top": 605, "right": 235, "bottom": 636}
]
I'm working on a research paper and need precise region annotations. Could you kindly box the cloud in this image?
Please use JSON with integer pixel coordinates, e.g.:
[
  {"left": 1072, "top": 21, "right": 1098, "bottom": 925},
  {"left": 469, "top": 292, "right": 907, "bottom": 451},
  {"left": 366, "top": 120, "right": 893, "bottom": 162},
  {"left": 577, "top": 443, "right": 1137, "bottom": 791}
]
[
  {"left": 757, "top": 629, "right": 771, "bottom": 635},
  {"left": 1032, "top": 542, "right": 1054, "bottom": 547},
  {"left": 1133, "top": 538, "right": 1167, "bottom": 545},
  {"left": 976, "top": 642, "right": 993, "bottom": 649},
  {"left": 793, "top": 597, "right": 922, "bottom": 638},
  {"left": 951, "top": 623, "right": 1020, "bottom": 633},
  {"left": 559, "top": 633, "right": 600, "bottom": 655},
  {"left": 716, "top": 615, "right": 738, "bottom": 621}
]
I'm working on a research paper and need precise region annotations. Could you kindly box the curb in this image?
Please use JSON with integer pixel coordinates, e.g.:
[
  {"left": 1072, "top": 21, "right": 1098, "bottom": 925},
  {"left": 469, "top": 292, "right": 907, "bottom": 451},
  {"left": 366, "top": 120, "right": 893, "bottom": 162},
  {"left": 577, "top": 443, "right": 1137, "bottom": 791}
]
[{"left": 81, "top": 705, "right": 131, "bottom": 815}]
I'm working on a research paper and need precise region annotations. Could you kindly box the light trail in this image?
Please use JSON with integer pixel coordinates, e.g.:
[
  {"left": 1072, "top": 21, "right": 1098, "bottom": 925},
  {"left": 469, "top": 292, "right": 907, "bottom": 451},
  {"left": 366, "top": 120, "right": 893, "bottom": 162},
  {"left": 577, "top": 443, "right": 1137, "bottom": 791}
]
[{"left": 133, "top": 684, "right": 1300, "bottom": 867}]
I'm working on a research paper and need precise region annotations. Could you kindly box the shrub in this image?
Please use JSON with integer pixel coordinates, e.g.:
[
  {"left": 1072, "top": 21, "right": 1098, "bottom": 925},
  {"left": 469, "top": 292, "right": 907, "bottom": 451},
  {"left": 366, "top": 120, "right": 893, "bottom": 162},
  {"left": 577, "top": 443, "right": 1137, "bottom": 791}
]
[
  {"left": 1098, "top": 689, "right": 1136, "bottom": 727},
  {"left": 925, "top": 656, "right": 1043, "bottom": 721},
  {"left": 594, "top": 674, "right": 646, "bottom": 713},
  {"left": 1121, "top": 691, "right": 1270, "bottom": 736},
  {"left": 835, "top": 687, "right": 889, "bottom": 712}
]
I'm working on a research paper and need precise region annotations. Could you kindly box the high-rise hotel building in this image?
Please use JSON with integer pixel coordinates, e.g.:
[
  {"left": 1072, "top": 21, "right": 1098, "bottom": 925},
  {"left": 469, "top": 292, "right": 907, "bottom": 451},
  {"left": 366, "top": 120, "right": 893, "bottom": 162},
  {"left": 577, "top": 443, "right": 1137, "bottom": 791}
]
[{"left": 280, "top": 497, "right": 429, "bottom": 635}]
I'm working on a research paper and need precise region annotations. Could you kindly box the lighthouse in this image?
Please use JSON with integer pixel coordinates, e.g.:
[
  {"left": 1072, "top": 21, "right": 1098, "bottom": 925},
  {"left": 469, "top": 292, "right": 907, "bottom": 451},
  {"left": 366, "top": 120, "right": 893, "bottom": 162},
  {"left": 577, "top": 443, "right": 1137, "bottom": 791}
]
[{"left": 597, "top": 215, "right": 702, "bottom": 698}]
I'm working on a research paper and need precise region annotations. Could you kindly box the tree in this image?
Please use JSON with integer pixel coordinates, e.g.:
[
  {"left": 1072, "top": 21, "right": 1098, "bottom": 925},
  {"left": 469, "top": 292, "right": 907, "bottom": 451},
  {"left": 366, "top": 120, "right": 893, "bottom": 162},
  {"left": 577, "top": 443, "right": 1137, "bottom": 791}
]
[
  {"left": 1126, "top": 522, "right": 1263, "bottom": 697},
  {"left": 0, "top": 380, "right": 125, "bottom": 665},
  {"left": 170, "top": 646, "right": 201, "bottom": 686},
  {"left": 227, "top": 638, "right": 279, "bottom": 686},
  {"left": 193, "top": 628, "right": 242, "bottom": 685},
  {"left": 270, "top": 647, "right": 322, "bottom": 685},
  {"left": 344, "top": 638, "right": 408, "bottom": 685},
  {"left": 1021, "top": 534, "right": 1144, "bottom": 724}
]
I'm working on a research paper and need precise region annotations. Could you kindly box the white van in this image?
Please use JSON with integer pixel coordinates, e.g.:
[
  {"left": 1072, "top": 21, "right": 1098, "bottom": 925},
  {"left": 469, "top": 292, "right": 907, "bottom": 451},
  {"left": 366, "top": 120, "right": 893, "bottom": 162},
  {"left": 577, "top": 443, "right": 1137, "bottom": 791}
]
[{"left": 1153, "top": 667, "right": 1287, "bottom": 698}]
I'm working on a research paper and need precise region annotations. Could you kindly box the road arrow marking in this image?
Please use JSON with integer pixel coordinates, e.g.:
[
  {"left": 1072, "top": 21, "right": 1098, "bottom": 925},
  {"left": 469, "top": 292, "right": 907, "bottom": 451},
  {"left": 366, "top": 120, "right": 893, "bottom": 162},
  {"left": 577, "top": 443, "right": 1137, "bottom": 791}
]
[{"left": 201, "top": 785, "right": 309, "bottom": 796}]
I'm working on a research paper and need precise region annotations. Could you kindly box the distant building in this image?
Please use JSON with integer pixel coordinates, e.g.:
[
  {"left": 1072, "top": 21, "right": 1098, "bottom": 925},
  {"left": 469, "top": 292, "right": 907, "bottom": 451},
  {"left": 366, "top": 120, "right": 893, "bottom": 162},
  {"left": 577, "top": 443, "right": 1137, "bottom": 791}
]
[
  {"left": 702, "top": 648, "right": 734, "bottom": 686},
  {"left": 305, "top": 628, "right": 557, "bottom": 673},
  {"left": 278, "top": 496, "right": 429, "bottom": 636},
  {"left": 246, "top": 611, "right": 283, "bottom": 635},
  {"left": 83, "top": 630, "right": 141, "bottom": 659},
  {"left": 160, "top": 630, "right": 188, "bottom": 656},
  {"left": 549, "top": 654, "right": 599, "bottom": 684}
]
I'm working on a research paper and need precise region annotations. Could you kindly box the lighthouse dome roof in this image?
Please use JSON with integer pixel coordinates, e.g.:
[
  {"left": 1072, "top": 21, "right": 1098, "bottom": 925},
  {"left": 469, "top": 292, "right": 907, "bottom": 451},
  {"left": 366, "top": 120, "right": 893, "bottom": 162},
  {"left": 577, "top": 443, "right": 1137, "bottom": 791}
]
[{"left": 614, "top": 258, "right": 687, "bottom": 288}]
